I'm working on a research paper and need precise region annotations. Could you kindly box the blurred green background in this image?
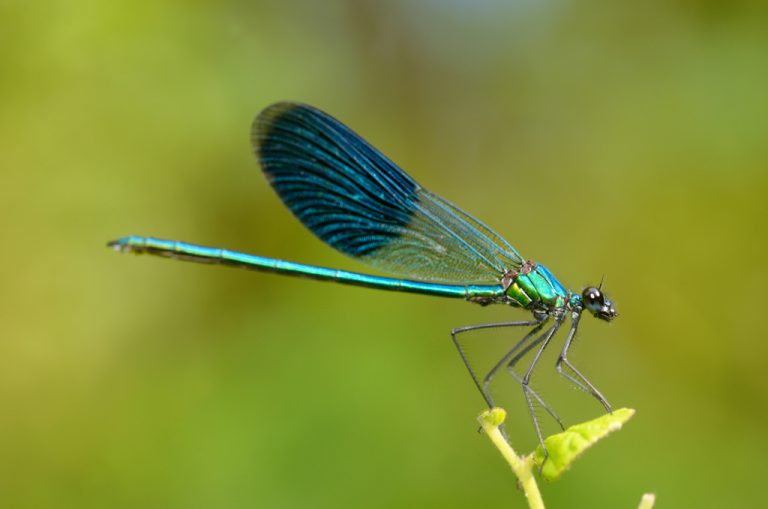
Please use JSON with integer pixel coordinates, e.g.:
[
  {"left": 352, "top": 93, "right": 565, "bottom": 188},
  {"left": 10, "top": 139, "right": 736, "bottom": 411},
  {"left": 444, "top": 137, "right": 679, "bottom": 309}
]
[{"left": 2, "top": 1, "right": 767, "bottom": 507}]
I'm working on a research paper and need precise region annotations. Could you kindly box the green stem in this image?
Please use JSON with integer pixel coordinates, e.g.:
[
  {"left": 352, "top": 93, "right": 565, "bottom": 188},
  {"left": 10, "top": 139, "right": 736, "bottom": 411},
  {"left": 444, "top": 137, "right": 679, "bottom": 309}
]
[{"left": 478, "top": 408, "right": 545, "bottom": 509}]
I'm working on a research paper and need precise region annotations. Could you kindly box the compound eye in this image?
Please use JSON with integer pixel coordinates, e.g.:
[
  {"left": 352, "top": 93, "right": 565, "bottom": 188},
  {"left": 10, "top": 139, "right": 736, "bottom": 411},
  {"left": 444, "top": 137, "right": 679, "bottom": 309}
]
[{"left": 582, "top": 287, "right": 603, "bottom": 307}]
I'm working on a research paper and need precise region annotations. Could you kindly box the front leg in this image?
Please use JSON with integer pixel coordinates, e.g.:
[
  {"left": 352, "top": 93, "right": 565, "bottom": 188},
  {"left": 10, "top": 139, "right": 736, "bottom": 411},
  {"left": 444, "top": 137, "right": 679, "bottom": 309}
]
[{"left": 555, "top": 311, "right": 612, "bottom": 413}]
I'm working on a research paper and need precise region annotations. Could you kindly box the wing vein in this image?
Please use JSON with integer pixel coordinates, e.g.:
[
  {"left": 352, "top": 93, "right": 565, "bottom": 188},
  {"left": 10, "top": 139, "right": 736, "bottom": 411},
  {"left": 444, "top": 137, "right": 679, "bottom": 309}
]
[{"left": 253, "top": 102, "right": 523, "bottom": 284}]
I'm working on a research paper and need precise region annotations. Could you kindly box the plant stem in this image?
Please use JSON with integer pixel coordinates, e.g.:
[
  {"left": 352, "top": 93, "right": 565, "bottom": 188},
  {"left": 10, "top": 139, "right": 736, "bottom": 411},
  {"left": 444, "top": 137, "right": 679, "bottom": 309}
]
[{"left": 478, "top": 408, "right": 545, "bottom": 509}]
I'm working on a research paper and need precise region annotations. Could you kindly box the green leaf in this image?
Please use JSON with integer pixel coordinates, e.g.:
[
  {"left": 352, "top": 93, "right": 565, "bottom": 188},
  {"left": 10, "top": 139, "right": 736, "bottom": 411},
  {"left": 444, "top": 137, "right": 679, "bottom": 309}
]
[{"left": 532, "top": 408, "right": 635, "bottom": 481}]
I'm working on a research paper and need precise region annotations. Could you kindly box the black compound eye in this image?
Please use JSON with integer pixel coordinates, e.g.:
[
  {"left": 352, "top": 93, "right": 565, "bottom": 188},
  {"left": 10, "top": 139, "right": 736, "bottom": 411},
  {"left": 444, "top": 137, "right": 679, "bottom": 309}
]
[{"left": 582, "top": 287, "right": 603, "bottom": 306}]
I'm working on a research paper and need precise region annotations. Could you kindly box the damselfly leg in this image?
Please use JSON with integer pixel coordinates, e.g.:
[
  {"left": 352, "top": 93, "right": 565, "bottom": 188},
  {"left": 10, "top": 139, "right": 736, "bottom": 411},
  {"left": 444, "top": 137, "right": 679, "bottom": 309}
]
[
  {"left": 451, "top": 320, "right": 541, "bottom": 408},
  {"left": 555, "top": 311, "right": 612, "bottom": 413},
  {"left": 515, "top": 315, "right": 566, "bottom": 462},
  {"left": 488, "top": 323, "right": 565, "bottom": 430},
  {"left": 451, "top": 315, "right": 566, "bottom": 439}
]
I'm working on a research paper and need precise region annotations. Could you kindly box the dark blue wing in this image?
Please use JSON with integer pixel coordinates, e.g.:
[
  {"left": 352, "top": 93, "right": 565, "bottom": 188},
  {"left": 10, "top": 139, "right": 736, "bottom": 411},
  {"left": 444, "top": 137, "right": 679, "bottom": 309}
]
[{"left": 253, "top": 102, "right": 523, "bottom": 284}]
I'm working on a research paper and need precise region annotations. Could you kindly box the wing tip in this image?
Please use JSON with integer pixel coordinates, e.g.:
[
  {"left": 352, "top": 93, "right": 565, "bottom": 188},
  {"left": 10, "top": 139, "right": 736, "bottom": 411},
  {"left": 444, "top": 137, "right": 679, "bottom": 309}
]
[{"left": 251, "top": 101, "right": 318, "bottom": 153}]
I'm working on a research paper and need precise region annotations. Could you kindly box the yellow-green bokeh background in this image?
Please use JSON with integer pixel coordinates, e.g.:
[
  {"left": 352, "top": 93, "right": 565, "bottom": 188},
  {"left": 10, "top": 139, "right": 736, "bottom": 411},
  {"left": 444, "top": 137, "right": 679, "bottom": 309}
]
[{"left": 2, "top": 1, "right": 767, "bottom": 507}]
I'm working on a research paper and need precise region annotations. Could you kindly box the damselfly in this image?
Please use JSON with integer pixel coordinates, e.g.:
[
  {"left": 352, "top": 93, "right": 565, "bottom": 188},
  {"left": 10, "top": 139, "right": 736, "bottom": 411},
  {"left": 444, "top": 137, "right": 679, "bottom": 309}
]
[{"left": 109, "top": 103, "right": 618, "bottom": 457}]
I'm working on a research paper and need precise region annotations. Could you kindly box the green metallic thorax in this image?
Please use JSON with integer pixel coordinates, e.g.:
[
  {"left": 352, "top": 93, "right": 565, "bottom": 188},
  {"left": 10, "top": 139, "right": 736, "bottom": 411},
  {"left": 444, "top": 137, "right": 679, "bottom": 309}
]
[{"left": 505, "top": 262, "right": 569, "bottom": 310}]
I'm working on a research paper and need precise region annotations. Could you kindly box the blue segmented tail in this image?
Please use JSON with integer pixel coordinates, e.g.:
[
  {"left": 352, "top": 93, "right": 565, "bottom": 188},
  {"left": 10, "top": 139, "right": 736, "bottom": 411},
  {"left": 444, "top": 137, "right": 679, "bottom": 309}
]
[{"left": 108, "top": 235, "right": 506, "bottom": 300}]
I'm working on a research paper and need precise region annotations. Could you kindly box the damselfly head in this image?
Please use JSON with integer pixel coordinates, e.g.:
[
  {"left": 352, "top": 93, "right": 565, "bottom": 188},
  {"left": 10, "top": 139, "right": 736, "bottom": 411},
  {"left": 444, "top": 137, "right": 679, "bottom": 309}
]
[{"left": 582, "top": 286, "right": 618, "bottom": 321}]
